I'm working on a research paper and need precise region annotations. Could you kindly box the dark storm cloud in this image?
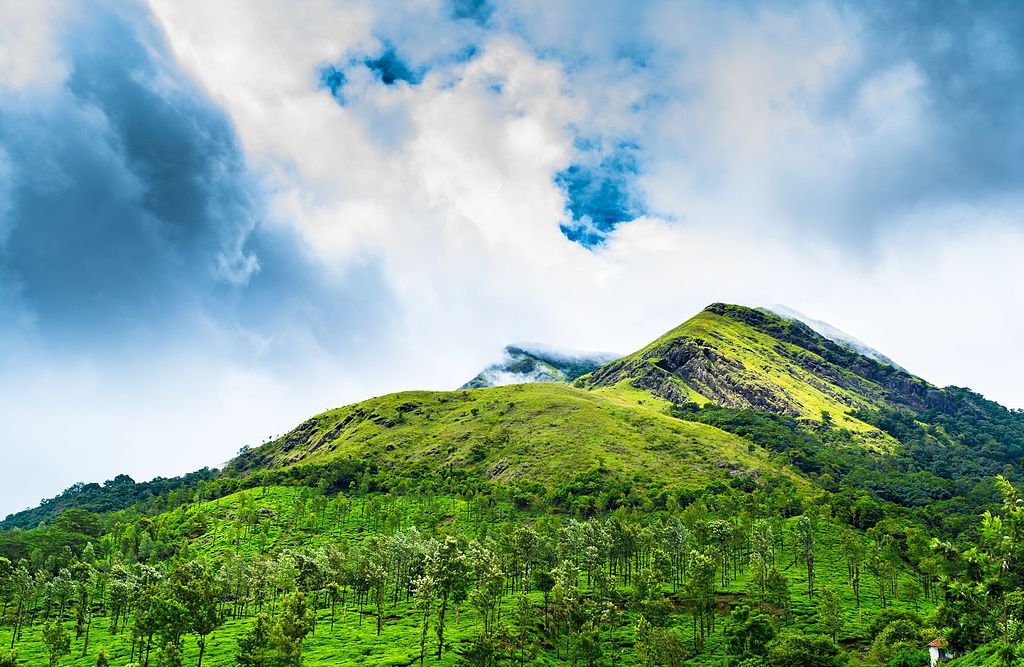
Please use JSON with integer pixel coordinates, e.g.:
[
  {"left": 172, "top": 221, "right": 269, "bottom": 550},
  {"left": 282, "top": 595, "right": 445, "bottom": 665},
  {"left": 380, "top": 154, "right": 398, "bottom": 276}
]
[
  {"left": 486, "top": 0, "right": 1024, "bottom": 249},
  {"left": 857, "top": 1, "right": 1024, "bottom": 196},
  {"left": 0, "top": 1, "right": 396, "bottom": 353},
  {"left": 767, "top": 0, "right": 1024, "bottom": 244},
  {"left": 0, "top": 2, "right": 257, "bottom": 340}
]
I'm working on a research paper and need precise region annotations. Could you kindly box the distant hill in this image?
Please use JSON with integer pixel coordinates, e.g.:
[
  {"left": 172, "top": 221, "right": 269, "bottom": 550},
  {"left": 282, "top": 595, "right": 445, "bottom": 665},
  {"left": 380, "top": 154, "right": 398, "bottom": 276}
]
[
  {"left": 579, "top": 303, "right": 948, "bottom": 427},
  {"left": 226, "top": 303, "right": 1023, "bottom": 529},
  {"left": 460, "top": 344, "right": 617, "bottom": 389},
  {"left": 0, "top": 468, "right": 217, "bottom": 530}
]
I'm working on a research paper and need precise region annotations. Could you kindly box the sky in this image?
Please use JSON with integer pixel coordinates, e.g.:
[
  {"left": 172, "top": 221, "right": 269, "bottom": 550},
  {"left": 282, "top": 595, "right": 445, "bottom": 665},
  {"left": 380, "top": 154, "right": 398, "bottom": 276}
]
[{"left": 2, "top": 0, "right": 1024, "bottom": 516}]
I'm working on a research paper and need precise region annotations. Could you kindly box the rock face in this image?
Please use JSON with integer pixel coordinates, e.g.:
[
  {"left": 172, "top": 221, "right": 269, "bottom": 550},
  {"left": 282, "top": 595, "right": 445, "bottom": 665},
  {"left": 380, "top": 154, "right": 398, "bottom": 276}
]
[
  {"left": 582, "top": 333, "right": 804, "bottom": 415},
  {"left": 461, "top": 344, "right": 618, "bottom": 389},
  {"left": 577, "top": 303, "right": 950, "bottom": 421}
]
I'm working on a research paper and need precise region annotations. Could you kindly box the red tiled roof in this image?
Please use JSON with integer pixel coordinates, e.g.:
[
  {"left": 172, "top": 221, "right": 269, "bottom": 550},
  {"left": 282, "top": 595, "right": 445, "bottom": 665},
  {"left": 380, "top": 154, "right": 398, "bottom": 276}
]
[{"left": 928, "top": 638, "right": 947, "bottom": 649}]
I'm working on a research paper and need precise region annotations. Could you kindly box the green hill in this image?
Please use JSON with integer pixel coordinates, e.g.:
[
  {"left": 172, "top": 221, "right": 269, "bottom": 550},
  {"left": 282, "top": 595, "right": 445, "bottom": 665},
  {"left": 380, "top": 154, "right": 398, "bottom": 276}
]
[
  {"left": 579, "top": 303, "right": 924, "bottom": 436},
  {"left": 227, "top": 383, "right": 805, "bottom": 493}
]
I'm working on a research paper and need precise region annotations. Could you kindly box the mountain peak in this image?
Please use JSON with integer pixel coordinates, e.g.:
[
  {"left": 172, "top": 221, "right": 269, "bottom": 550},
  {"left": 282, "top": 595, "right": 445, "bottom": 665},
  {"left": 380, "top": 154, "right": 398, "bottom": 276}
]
[
  {"left": 461, "top": 343, "right": 618, "bottom": 389},
  {"left": 579, "top": 301, "right": 934, "bottom": 438}
]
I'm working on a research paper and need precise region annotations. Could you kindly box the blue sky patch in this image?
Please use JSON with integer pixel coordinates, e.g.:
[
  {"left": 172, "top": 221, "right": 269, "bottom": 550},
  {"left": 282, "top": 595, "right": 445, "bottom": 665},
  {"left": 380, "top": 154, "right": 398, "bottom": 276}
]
[
  {"left": 365, "top": 47, "right": 425, "bottom": 86},
  {"left": 556, "top": 142, "right": 645, "bottom": 248},
  {"left": 319, "top": 65, "right": 347, "bottom": 102},
  {"left": 451, "top": 0, "right": 492, "bottom": 26}
]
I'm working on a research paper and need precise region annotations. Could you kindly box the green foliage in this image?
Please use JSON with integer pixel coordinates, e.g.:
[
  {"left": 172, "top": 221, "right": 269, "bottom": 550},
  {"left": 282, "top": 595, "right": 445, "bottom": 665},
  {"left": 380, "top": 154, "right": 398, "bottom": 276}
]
[
  {"left": 272, "top": 592, "right": 315, "bottom": 666},
  {"left": 888, "top": 647, "right": 930, "bottom": 667},
  {"left": 236, "top": 614, "right": 273, "bottom": 667},
  {"left": 724, "top": 604, "right": 775, "bottom": 662},
  {"left": 156, "top": 641, "right": 182, "bottom": 667},
  {"left": 933, "top": 477, "right": 1024, "bottom": 662},
  {"left": 42, "top": 620, "right": 71, "bottom": 667},
  {"left": 867, "top": 609, "right": 922, "bottom": 641},
  {"left": 817, "top": 585, "right": 844, "bottom": 642},
  {"left": 766, "top": 632, "right": 840, "bottom": 667},
  {"left": 869, "top": 619, "right": 927, "bottom": 665},
  {"left": 0, "top": 487, "right": 948, "bottom": 666},
  {"left": 1, "top": 470, "right": 218, "bottom": 531}
]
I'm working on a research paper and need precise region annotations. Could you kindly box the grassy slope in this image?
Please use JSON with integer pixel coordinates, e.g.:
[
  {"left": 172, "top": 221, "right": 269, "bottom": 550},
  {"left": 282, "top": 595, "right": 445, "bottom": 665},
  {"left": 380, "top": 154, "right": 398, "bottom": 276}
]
[
  {"left": 230, "top": 383, "right": 806, "bottom": 490},
  {"left": 1, "top": 486, "right": 938, "bottom": 666}
]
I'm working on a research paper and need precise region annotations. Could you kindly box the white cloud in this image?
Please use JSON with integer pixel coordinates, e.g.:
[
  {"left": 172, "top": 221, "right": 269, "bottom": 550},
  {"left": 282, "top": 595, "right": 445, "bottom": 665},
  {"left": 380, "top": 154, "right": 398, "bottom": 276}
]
[
  {"left": 0, "top": 0, "right": 69, "bottom": 94},
  {"left": 142, "top": 0, "right": 1024, "bottom": 411},
  {"left": 4, "top": 0, "right": 1024, "bottom": 515}
]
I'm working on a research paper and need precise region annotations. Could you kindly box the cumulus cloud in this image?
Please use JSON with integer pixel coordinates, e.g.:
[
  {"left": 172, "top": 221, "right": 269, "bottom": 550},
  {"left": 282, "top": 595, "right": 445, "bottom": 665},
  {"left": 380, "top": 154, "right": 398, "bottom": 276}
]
[{"left": 2, "top": 0, "right": 1024, "bottom": 514}]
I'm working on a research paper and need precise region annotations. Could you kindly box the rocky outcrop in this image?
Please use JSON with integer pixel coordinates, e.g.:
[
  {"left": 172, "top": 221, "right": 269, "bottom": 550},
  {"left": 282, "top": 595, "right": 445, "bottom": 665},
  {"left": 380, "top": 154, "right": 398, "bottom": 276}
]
[{"left": 582, "top": 335, "right": 804, "bottom": 415}]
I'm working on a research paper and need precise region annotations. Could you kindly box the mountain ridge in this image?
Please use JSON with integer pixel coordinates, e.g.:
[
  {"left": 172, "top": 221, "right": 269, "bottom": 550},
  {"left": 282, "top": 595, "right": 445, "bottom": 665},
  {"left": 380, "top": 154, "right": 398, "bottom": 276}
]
[
  {"left": 8, "top": 302, "right": 1024, "bottom": 529},
  {"left": 1, "top": 302, "right": 1021, "bottom": 667},
  {"left": 224, "top": 302, "right": 1024, "bottom": 514},
  {"left": 764, "top": 303, "right": 906, "bottom": 371}
]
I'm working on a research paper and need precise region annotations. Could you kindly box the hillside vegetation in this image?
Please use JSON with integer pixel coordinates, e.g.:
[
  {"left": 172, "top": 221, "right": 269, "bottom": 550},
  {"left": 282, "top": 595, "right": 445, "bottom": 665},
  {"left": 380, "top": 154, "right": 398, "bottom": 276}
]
[
  {"left": 227, "top": 383, "right": 803, "bottom": 493},
  {"left": 0, "top": 303, "right": 1021, "bottom": 666}
]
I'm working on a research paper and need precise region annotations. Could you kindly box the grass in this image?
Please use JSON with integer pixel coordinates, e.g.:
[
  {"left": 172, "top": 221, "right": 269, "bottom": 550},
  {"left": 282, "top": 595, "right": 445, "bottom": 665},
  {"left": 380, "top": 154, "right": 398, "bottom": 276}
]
[{"left": 231, "top": 383, "right": 806, "bottom": 491}]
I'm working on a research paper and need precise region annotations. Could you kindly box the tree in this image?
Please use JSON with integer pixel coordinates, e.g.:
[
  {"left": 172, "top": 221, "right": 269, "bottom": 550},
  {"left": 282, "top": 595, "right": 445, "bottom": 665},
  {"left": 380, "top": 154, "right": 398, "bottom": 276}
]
[
  {"left": 724, "top": 603, "right": 775, "bottom": 663},
  {"left": 841, "top": 528, "right": 866, "bottom": 618},
  {"left": 156, "top": 641, "right": 183, "bottom": 667},
  {"left": 709, "top": 520, "right": 734, "bottom": 587},
  {"left": 236, "top": 613, "right": 272, "bottom": 667},
  {"left": 364, "top": 539, "right": 389, "bottom": 637},
  {"left": 750, "top": 519, "right": 774, "bottom": 600},
  {"left": 430, "top": 536, "right": 468, "bottom": 659},
  {"left": 470, "top": 542, "right": 504, "bottom": 639},
  {"left": 551, "top": 560, "right": 582, "bottom": 661},
  {"left": 795, "top": 516, "right": 815, "bottom": 599},
  {"left": 933, "top": 476, "right": 1024, "bottom": 661},
  {"left": 635, "top": 616, "right": 687, "bottom": 667},
  {"left": 168, "top": 562, "right": 221, "bottom": 667},
  {"left": 631, "top": 566, "right": 668, "bottom": 624},
  {"left": 42, "top": 620, "right": 71, "bottom": 667},
  {"left": 512, "top": 594, "right": 539, "bottom": 667},
  {"left": 868, "top": 619, "right": 925, "bottom": 666},
  {"left": 767, "top": 632, "right": 840, "bottom": 667},
  {"left": 685, "top": 549, "right": 717, "bottom": 652},
  {"left": 817, "top": 585, "right": 844, "bottom": 643},
  {"left": 273, "top": 591, "right": 316, "bottom": 666},
  {"left": 8, "top": 566, "right": 33, "bottom": 650},
  {"left": 413, "top": 574, "right": 434, "bottom": 667}
]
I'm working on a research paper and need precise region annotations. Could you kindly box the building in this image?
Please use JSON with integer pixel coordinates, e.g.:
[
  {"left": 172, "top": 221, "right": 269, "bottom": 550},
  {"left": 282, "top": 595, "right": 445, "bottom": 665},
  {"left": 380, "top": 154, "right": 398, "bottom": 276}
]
[{"left": 928, "top": 638, "right": 953, "bottom": 666}]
